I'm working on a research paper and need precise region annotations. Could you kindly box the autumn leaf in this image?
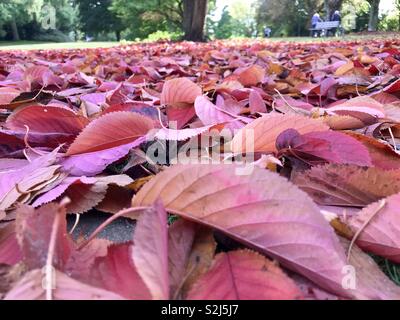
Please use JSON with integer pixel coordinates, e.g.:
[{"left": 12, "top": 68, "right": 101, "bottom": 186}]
[{"left": 187, "top": 250, "right": 302, "bottom": 300}]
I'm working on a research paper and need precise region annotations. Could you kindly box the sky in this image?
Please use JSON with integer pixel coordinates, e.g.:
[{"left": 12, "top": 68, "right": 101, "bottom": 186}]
[
  {"left": 214, "top": 0, "right": 397, "bottom": 19},
  {"left": 380, "top": 0, "right": 396, "bottom": 13}
]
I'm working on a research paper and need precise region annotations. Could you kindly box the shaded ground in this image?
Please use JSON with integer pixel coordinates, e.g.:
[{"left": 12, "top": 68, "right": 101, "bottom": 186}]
[{"left": 67, "top": 211, "right": 135, "bottom": 243}]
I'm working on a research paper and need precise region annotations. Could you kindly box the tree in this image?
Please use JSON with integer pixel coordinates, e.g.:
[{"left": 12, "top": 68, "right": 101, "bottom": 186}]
[
  {"left": 214, "top": 6, "right": 234, "bottom": 39},
  {"left": 0, "top": 0, "right": 36, "bottom": 40},
  {"left": 256, "top": 0, "right": 324, "bottom": 36},
  {"left": 367, "top": 0, "right": 380, "bottom": 31},
  {"left": 76, "top": 0, "right": 124, "bottom": 40},
  {"left": 395, "top": 0, "right": 400, "bottom": 30},
  {"left": 182, "top": 0, "right": 208, "bottom": 41},
  {"left": 324, "top": 0, "right": 344, "bottom": 21},
  {"left": 110, "top": 0, "right": 210, "bottom": 41},
  {"left": 110, "top": 0, "right": 183, "bottom": 39},
  {"left": 229, "top": 0, "right": 257, "bottom": 37}
]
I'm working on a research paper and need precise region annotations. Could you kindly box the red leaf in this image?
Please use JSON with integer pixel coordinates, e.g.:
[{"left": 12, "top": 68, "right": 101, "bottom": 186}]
[
  {"left": 4, "top": 269, "right": 124, "bottom": 300},
  {"left": 0, "top": 223, "right": 22, "bottom": 265},
  {"left": 344, "top": 132, "right": 400, "bottom": 170},
  {"left": 161, "top": 78, "right": 202, "bottom": 108},
  {"left": 348, "top": 193, "right": 400, "bottom": 263},
  {"left": 187, "top": 250, "right": 302, "bottom": 300},
  {"left": 231, "top": 113, "right": 329, "bottom": 154},
  {"left": 236, "top": 65, "right": 265, "bottom": 87},
  {"left": 248, "top": 90, "right": 267, "bottom": 113},
  {"left": 131, "top": 200, "right": 169, "bottom": 300},
  {"left": 276, "top": 129, "right": 372, "bottom": 166},
  {"left": 194, "top": 96, "right": 247, "bottom": 128},
  {"left": 6, "top": 105, "right": 89, "bottom": 145},
  {"left": 132, "top": 164, "right": 355, "bottom": 298},
  {"left": 292, "top": 164, "right": 400, "bottom": 206},
  {"left": 66, "top": 112, "right": 153, "bottom": 155},
  {"left": 15, "top": 203, "right": 73, "bottom": 270},
  {"left": 91, "top": 244, "right": 152, "bottom": 299}
]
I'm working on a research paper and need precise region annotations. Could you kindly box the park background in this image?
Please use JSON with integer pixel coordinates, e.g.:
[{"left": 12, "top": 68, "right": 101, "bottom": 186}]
[{"left": 0, "top": 0, "right": 399, "bottom": 48}]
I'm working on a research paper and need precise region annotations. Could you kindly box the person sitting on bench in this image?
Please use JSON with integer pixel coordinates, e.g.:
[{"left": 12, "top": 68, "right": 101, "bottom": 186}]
[
  {"left": 330, "top": 10, "right": 341, "bottom": 36},
  {"left": 311, "top": 13, "right": 322, "bottom": 37}
]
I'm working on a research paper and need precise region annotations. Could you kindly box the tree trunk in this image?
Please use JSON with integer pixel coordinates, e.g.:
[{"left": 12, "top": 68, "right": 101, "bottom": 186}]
[
  {"left": 10, "top": 21, "right": 20, "bottom": 41},
  {"left": 115, "top": 30, "right": 121, "bottom": 41},
  {"left": 324, "top": 0, "right": 344, "bottom": 21},
  {"left": 368, "top": 0, "right": 380, "bottom": 31},
  {"left": 183, "top": 0, "right": 208, "bottom": 42}
]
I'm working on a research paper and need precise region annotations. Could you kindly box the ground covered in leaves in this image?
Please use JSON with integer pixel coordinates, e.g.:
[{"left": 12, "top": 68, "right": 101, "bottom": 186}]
[{"left": 1, "top": 38, "right": 400, "bottom": 300}]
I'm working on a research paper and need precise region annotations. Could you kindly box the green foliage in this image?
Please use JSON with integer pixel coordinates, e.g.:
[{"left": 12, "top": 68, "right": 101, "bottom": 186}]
[
  {"left": 214, "top": 6, "right": 234, "bottom": 39},
  {"left": 379, "top": 14, "right": 400, "bottom": 31},
  {"left": 144, "top": 30, "right": 183, "bottom": 42},
  {"left": 110, "top": 0, "right": 182, "bottom": 40},
  {"left": 76, "top": 0, "right": 123, "bottom": 40},
  {"left": 0, "top": 0, "right": 77, "bottom": 40}
]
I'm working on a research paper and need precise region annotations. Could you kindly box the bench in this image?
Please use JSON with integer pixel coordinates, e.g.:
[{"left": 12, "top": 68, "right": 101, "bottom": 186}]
[{"left": 310, "top": 21, "right": 341, "bottom": 37}]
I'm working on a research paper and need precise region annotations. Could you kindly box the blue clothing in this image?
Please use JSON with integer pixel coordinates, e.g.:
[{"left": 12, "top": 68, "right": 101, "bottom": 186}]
[{"left": 311, "top": 15, "right": 322, "bottom": 25}]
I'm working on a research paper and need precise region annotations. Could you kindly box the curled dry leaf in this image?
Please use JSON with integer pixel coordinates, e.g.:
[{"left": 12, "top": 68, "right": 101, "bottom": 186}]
[
  {"left": 32, "top": 174, "right": 133, "bottom": 214},
  {"left": 0, "top": 148, "right": 61, "bottom": 212}
]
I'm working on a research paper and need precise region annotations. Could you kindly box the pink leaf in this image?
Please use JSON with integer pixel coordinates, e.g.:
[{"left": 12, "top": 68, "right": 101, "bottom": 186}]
[
  {"left": 4, "top": 269, "right": 124, "bottom": 300},
  {"left": 131, "top": 200, "right": 169, "bottom": 300},
  {"left": 187, "top": 250, "right": 302, "bottom": 300},
  {"left": 0, "top": 223, "right": 22, "bottom": 265},
  {"left": 236, "top": 65, "right": 265, "bottom": 87},
  {"left": 6, "top": 105, "right": 89, "bottom": 142},
  {"left": 326, "top": 96, "right": 385, "bottom": 119},
  {"left": 194, "top": 96, "right": 247, "bottom": 129},
  {"left": 62, "top": 136, "right": 146, "bottom": 176},
  {"left": 15, "top": 203, "right": 73, "bottom": 270},
  {"left": 248, "top": 90, "right": 267, "bottom": 113},
  {"left": 66, "top": 112, "right": 153, "bottom": 155},
  {"left": 161, "top": 78, "right": 202, "bottom": 108},
  {"left": 231, "top": 113, "right": 329, "bottom": 154},
  {"left": 132, "top": 164, "right": 355, "bottom": 298},
  {"left": 91, "top": 244, "right": 152, "bottom": 299},
  {"left": 276, "top": 129, "right": 372, "bottom": 166},
  {"left": 348, "top": 193, "right": 400, "bottom": 263}
]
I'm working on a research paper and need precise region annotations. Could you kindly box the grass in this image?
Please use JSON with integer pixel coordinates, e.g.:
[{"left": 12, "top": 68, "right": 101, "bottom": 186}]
[
  {"left": 372, "top": 255, "right": 400, "bottom": 285},
  {"left": 0, "top": 41, "right": 122, "bottom": 51}
]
